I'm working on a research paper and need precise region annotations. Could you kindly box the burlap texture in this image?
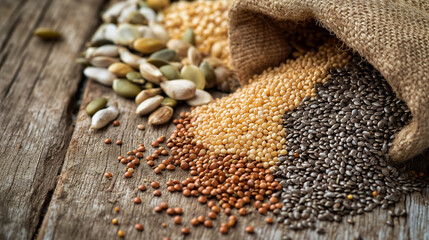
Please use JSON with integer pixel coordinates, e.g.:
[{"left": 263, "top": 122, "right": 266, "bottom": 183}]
[{"left": 228, "top": 0, "right": 429, "bottom": 162}]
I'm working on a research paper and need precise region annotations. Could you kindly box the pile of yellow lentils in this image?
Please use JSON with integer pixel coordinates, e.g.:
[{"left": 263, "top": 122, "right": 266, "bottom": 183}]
[{"left": 190, "top": 42, "right": 350, "bottom": 168}]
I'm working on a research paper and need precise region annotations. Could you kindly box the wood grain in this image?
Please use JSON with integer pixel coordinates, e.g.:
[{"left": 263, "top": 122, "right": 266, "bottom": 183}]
[
  {"left": 0, "top": 0, "right": 107, "bottom": 239},
  {"left": 37, "top": 79, "right": 429, "bottom": 240},
  {"left": 0, "top": 0, "right": 427, "bottom": 240}
]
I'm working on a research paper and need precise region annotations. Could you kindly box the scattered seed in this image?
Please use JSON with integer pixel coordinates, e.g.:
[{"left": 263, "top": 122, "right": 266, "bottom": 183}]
[
  {"left": 245, "top": 226, "right": 255, "bottom": 234},
  {"left": 104, "top": 172, "right": 112, "bottom": 178},
  {"left": 153, "top": 190, "right": 161, "bottom": 196},
  {"left": 104, "top": 138, "right": 112, "bottom": 144},
  {"left": 117, "top": 230, "right": 125, "bottom": 237},
  {"left": 174, "top": 216, "right": 182, "bottom": 224},
  {"left": 112, "top": 218, "right": 118, "bottom": 225},
  {"left": 135, "top": 223, "right": 144, "bottom": 231},
  {"left": 116, "top": 139, "right": 123, "bottom": 145}
]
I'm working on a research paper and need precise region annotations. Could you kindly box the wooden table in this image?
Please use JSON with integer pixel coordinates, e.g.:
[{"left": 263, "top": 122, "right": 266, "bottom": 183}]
[{"left": 0, "top": 0, "right": 428, "bottom": 239}]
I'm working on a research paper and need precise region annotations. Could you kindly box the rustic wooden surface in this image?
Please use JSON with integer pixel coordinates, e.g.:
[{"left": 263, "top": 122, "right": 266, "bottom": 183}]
[
  {"left": 0, "top": 0, "right": 107, "bottom": 239},
  {"left": 0, "top": 0, "right": 428, "bottom": 240}
]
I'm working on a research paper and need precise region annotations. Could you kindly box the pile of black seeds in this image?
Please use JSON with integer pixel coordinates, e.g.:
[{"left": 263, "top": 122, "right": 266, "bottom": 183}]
[{"left": 273, "top": 56, "right": 426, "bottom": 230}]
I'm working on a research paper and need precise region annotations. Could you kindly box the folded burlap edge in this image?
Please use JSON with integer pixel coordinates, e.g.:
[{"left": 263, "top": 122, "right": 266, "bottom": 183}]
[{"left": 227, "top": 0, "right": 429, "bottom": 162}]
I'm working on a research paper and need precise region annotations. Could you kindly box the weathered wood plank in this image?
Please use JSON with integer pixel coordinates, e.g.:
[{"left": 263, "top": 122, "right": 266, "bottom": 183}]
[
  {"left": 38, "top": 78, "right": 428, "bottom": 240},
  {"left": 0, "top": 0, "right": 107, "bottom": 239}
]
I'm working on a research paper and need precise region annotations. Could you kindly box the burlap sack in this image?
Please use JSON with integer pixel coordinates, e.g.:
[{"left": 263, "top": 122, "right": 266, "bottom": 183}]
[{"left": 228, "top": 0, "right": 429, "bottom": 162}]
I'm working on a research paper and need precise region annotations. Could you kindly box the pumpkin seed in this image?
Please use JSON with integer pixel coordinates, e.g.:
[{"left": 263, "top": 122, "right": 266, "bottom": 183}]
[
  {"left": 112, "top": 79, "right": 141, "bottom": 98},
  {"left": 90, "top": 39, "right": 114, "bottom": 47},
  {"left": 102, "top": 1, "right": 130, "bottom": 23},
  {"left": 133, "top": 38, "right": 165, "bottom": 54},
  {"left": 128, "top": 10, "right": 148, "bottom": 25},
  {"left": 135, "top": 88, "right": 162, "bottom": 104},
  {"left": 108, "top": 62, "right": 134, "bottom": 77},
  {"left": 139, "top": 7, "right": 156, "bottom": 22},
  {"left": 137, "top": 25, "right": 157, "bottom": 39},
  {"left": 169, "top": 62, "right": 183, "bottom": 71},
  {"left": 144, "top": 82, "right": 154, "bottom": 89},
  {"left": 167, "top": 39, "right": 191, "bottom": 59},
  {"left": 91, "top": 23, "right": 117, "bottom": 44},
  {"left": 159, "top": 65, "right": 180, "bottom": 80},
  {"left": 136, "top": 95, "right": 164, "bottom": 115},
  {"left": 84, "top": 67, "right": 116, "bottom": 86},
  {"left": 126, "top": 71, "right": 145, "bottom": 84},
  {"left": 117, "top": 4, "right": 138, "bottom": 24},
  {"left": 199, "top": 61, "right": 216, "bottom": 89},
  {"left": 181, "top": 28, "right": 195, "bottom": 45},
  {"left": 146, "top": 0, "right": 170, "bottom": 11},
  {"left": 89, "top": 56, "right": 119, "bottom": 68},
  {"left": 161, "top": 97, "right": 178, "bottom": 108},
  {"left": 34, "top": 28, "right": 61, "bottom": 40},
  {"left": 160, "top": 79, "right": 196, "bottom": 100},
  {"left": 149, "top": 22, "right": 170, "bottom": 44},
  {"left": 146, "top": 58, "right": 170, "bottom": 68},
  {"left": 180, "top": 65, "right": 205, "bottom": 89},
  {"left": 90, "top": 102, "right": 119, "bottom": 129},
  {"left": 86, "top": 45, "right": 119, "bottom": 58},
  {"left": 203, "top": 57, "right": 224, "bottom": 68},
  {"left": 116, "top": 24, "right": 141, "bottom": 45},
  {"left": 139, "top": 62, "right": 166, "bottom": 84},
  {"left": 186, "top": 89, "right": 213, "bottom": 106},
  {"left": 118, "top": 47, "right": 146, "bottom": 69},
  {"left": 76, "top": 58, "right": 90, "bottom": 66},
  {"left": 148, "top": 106, "right": 173, "bottom": 125},
  {"left": 187, "top": 46, "right": 202, "bottom": 66},
  {"left": 150, "top": 49, "right": 177, "bottom": 62},
  {"left": 86, "top": 97, "right": 108, "bottom": 115}
]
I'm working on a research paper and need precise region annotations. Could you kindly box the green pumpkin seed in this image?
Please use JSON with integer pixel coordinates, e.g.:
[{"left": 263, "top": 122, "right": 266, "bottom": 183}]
[
  {"left": 34, "top": 28, "right": 61, "bottom": 40},
  {"left": 90, "top": 39, "right": 114, "bottom": 47},
  {"left": 181, "top": 28, "right": 195, "bottom": 45},
  {"left": 86, "top": 97, "right": 108, "bottom": 115},
  {"left": 76, "top": 58, "right": 90, "bottom": 66},
  {"left": 161, "top": 97, "right": 178, "bottom": 108},
  {"left": 128, "top": 11, "right": 148, "bottom": 25},
  {"left": 149, "top": 49, "right": 177, "bottom": 62},
  {"left": 147, "top": 58, "right": 169, "bottom": 68},
  {"left": 180, "top": 65, "right": 205, "bottom": 89},
  {"left": 159, "top": 65, "right": 180, "bottom": 80},
  {"left": 126, "top": 71, "right": 145, "bottom": 84},
  {"left": 200, "top": 61, "right": 216, "bottom": 89},
  {"left": 133, "top": 38, "right": 165, "bottom": 54},
  {"left": 112, "top": 79, "right": 141, "bottom": 98},
  {"left": 144, "top": 82, "right": 154, "bottom": 89}
]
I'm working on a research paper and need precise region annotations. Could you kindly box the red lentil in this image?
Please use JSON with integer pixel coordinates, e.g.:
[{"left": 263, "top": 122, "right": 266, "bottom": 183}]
[
  {"left": 160, "top": 202, "right": 168, "bottom": 209},
  {"left": 174, "top": 207, "right": 183, "bottom": 215},
  {"left": 166, "top": 208, "right": 175, "bottom": 215},
  {"left": 112, "top": 218, "right": 118, "bottom": 225},
  {"left": 124, "top": 172, "right": 132, "bottom": 178},
  {"left": 117, "top": 230, "right": 125, "bottom": 237},
  {"left": 135, "top": 223, "right": 144, "bottom": 231},
  {"left": 114, "top": 206, "right": 120, "bottom": 212},
  {"left": 116, "top": 139, "right": 122, "bottom": 145},
  {"left": 208, "top": 211, "right": 216, "bottom": 219},
  {"left": 181, "top": 227, "right": 190, "bottom": 235},
  {"left": 174, "top": 216, "right": 182, "bottom": 224},
  {"left": 245, "top": 226, "right": 254, "bottom": 234},
  {"left": 104, "top": 138, "right": 111, "bottom": 144},
  {"left": 204, "top": 220, "right": 213, "bottom": 228},
  {"left": 191, "top": 218, "right": 199, "bottom": 226},
  {"left": 151, "top": 182, "right": 160, "bottom": 188},
  {"left": 134, "top": 197, "right": 141, "bottom": 204},
  {"left": 153, "top": 190, "right": 161, "bottom": 196},
  {"left": 266, "top": 217, "right": 273, "bottom": 224},
  {"left": 138, "top": 184, "right": 146, "bottom": 191},
  {"left": 104, "top": 172, "right": 112, "bottom": 178},
  {"left": 113, "top": 120, "right": 120, "bottom": 126}
]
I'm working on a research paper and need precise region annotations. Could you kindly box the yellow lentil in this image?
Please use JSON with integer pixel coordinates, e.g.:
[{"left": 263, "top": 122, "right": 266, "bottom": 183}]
[{"left": 191, "top": 42, "right": 350, "bottom": 166}]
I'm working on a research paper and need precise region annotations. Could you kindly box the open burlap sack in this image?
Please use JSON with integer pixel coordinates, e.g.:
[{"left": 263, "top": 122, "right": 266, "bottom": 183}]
[{"left": 228, "top": 0, "right": 429, "bottom": 163}]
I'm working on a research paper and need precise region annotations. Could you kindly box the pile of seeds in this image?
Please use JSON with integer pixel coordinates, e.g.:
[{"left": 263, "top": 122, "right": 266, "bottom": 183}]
[
  {"left": 163, "top": 0, "right": 232, "bottom": 68},
  {"left": 273, "top": 56, "right": 426, "bottom": 230},
  {"left": 191, "top": 41, "right": 350, "bottom": 168},
  {"left": 81, "top": 0, "right": 239, "bottom": 129}
]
